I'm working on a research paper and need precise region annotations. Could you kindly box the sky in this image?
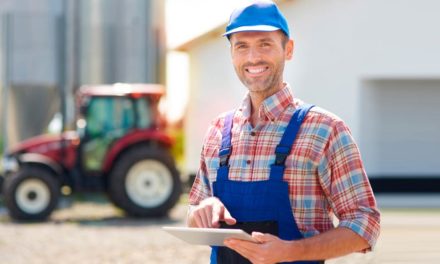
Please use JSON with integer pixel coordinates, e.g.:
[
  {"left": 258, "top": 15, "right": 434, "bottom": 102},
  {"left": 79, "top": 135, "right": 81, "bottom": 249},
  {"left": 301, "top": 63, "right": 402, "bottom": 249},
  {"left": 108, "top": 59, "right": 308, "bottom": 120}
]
[
  {"left": 164, "top": 0, "right": 250, "bottom": 122},
  {"left": 165, "top": 0, "right": 250, "bottom": 48}
]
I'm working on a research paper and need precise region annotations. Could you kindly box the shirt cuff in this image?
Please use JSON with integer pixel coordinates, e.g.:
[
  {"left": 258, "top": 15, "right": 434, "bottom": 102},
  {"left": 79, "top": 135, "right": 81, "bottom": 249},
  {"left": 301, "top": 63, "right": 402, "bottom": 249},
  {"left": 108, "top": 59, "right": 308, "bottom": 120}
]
[{"left": 338, "top": 214, "right": 380, "bottom": 252}]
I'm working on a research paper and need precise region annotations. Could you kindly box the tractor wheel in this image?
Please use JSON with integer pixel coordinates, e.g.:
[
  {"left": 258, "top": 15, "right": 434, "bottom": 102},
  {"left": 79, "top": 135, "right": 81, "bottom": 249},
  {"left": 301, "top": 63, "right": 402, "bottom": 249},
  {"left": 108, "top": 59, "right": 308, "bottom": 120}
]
[
  {"left": 108, "top": 146, "right": 182, "bottom": 217},
  {"left": 2, "top": 166, "right": 60, "bottom": 221}
]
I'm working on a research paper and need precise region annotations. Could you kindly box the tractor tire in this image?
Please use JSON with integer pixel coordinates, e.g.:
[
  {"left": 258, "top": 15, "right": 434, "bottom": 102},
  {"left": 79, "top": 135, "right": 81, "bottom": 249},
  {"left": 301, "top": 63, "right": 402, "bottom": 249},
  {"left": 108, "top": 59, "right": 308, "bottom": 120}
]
[
  {"left": 2, "top": 166, "right": 60, "bottom": 221},
  {"left": 108, "top": 146, "right": 182, "bottom": 217}
]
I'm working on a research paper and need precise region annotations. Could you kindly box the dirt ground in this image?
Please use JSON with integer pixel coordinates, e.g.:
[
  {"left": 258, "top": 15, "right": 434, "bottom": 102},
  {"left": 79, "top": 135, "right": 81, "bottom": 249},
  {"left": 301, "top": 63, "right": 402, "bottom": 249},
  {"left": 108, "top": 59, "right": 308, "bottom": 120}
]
[{"left": 1, "top": 194, "right": 440, "bottom": 264}]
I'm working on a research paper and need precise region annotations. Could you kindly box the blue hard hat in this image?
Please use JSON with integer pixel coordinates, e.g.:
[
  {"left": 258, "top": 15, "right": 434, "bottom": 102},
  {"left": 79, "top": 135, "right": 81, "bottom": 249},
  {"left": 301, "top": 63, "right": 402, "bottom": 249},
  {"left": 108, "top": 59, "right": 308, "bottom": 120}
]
[{"left": 224, "top": 0, "right": 290, "bottom": 38}]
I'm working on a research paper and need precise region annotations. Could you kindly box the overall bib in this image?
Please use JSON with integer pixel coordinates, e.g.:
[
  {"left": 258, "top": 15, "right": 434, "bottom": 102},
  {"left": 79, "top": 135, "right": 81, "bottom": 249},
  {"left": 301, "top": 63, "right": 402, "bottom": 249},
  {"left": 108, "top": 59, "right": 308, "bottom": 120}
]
[{"left": 210, "top": 104, "right": 322, "bottom": 264}]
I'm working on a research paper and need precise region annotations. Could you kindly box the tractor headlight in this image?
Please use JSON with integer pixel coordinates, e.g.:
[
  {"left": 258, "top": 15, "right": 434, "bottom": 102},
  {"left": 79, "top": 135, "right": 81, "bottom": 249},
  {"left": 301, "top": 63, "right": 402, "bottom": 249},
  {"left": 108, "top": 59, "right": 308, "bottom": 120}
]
[{"left": 1, "top": 156, "right": 19, "bottom": 173}]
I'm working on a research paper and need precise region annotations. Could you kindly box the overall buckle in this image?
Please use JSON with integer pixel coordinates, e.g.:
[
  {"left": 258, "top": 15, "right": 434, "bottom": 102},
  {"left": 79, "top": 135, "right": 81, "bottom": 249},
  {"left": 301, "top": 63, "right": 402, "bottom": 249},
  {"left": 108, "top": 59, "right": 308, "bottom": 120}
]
[
  {"left": 219, "top": 147, "right": 232, "bottom": 167},
  {"left": 274, "top": 145, "right": 290, "bottom": 165}
]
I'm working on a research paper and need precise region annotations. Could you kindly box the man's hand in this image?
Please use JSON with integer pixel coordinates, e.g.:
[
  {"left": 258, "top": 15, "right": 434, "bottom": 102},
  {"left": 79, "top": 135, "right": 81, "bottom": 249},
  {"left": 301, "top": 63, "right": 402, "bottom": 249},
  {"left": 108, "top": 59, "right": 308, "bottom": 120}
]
[
  {"left": 188, "top": 197, "right": 236, "bottom": 228},
  {"left": 224, "top": 227, "right": 371, "bottom": 263},
  {"left": 224, "top": 232, "right": 295, "bottom": 264}
]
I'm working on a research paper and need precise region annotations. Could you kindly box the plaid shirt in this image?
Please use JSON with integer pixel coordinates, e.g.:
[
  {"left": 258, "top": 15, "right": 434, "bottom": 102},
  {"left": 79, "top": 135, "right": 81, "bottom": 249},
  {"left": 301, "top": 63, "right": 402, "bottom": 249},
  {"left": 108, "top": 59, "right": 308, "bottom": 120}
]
[{"left": 189, "top": 84, "right": 380, "bottom": 249}]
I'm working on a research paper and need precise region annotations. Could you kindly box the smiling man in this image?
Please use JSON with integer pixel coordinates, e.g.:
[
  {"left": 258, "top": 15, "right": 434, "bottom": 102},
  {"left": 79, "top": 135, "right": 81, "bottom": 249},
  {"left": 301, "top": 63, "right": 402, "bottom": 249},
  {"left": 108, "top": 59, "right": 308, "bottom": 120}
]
[{"left": 187, "top": 1, "right": 380, "bottom": 264}]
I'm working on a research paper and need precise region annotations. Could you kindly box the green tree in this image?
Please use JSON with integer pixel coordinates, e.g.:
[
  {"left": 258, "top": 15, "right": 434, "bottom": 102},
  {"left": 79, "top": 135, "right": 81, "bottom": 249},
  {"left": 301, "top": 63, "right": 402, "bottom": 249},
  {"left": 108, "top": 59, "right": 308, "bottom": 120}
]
[{"left": 0, "top": 135, "right": 3, "bottom": 156}]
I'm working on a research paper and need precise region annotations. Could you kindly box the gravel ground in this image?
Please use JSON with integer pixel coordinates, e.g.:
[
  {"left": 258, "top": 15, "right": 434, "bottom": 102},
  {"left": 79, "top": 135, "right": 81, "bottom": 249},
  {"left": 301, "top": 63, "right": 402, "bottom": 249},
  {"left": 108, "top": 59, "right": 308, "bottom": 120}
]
[
  {"left": 1, "top": 194, "right": 440, "bottom": 264},
  {"left": 0, "top": 194, "right": 210, "bottom": 264}
]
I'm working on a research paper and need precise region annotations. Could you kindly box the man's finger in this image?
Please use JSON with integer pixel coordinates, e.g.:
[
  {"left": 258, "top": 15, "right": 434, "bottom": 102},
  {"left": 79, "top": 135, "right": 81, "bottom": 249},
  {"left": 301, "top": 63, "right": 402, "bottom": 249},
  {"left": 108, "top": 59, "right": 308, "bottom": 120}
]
[
  {"left": 193, "top": 211, "right": 205, "bottom": 228},
  {"left": 205, "top": 207, "right": 213, "bottom": 228},
  {"left": 224, "top": 239, "right": 257, "bottom": 261},
  {"left": 211, "top": 203, "right": 221, "bottom": 228},
  {"left": 222, "top": 207, "right": 237, "bottom": 225},
  {"left": 196, "top": 209, "right": 210, "bottom": 228}
]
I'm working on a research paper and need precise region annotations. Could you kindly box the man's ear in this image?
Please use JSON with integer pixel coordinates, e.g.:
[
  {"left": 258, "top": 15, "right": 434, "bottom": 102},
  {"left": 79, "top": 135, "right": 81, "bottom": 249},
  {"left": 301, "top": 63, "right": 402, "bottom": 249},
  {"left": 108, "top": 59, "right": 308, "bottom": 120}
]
[{"left": 285, "top": 39, "right": 294, "bottom": 60}]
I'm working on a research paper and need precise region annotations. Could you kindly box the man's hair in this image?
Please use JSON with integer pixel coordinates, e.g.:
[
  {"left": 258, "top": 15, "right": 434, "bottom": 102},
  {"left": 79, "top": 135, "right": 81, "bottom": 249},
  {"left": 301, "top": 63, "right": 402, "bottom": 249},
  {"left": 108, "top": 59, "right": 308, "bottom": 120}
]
[{"left": 281, "top": 33, "right": 289, "bottom": 49}]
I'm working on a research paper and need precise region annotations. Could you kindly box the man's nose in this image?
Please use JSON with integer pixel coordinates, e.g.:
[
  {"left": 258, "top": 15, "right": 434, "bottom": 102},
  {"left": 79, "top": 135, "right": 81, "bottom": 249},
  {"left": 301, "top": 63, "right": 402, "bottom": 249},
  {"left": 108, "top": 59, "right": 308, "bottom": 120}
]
[{"left": 247, "top": 47, "right": 262, "bottom": 63}]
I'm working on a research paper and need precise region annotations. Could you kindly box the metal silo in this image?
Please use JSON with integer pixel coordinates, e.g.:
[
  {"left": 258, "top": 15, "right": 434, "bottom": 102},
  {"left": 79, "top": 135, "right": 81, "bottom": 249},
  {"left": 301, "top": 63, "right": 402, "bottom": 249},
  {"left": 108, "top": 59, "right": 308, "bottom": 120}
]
[{"left": 0, "top": 0, "right": 166, "bottom": 152}]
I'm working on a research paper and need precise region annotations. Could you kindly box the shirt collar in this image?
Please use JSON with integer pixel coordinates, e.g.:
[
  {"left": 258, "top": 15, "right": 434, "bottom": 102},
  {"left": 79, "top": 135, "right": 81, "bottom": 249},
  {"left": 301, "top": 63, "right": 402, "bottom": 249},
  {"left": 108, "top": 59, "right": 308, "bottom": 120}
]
[{"left": 239, "top": 83, "right": 295, "bottom": 122}]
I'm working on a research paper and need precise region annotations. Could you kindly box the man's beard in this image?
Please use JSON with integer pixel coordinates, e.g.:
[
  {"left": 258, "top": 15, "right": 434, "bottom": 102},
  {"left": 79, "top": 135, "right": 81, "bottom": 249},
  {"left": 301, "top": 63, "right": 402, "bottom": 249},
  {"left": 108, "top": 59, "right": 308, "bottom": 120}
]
[{"left": 238, "top": 62, "right": 284, "bottom": 94}]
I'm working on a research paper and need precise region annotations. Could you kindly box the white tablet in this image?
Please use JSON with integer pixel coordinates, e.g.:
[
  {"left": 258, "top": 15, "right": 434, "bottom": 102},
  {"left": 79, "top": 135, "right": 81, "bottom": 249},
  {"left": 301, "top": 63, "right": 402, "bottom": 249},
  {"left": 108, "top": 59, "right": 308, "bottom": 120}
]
[{"left": 162, "top": 226, "right": 258, "bottom": 246}]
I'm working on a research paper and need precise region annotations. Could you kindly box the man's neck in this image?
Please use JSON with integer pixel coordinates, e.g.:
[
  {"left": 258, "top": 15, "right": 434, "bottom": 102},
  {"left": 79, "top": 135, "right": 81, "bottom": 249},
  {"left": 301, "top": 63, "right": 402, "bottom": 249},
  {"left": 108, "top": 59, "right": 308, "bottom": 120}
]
[
  {"left": 248, "top": 84, "right": 286, "bottom": 127},
  {"left": 249, "top": 95, "right": 263, "bottom": 127}
]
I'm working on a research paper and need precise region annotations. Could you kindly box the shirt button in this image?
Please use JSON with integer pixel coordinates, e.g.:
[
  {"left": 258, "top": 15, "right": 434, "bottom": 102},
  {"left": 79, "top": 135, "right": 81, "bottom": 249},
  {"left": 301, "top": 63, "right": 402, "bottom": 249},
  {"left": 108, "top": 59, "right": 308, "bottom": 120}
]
[
  {"left": 250, "top": 131, "right": 256, "bottom": 136},
  {"left": 246, "top": 160, "right": 251, "bottom": 165}
]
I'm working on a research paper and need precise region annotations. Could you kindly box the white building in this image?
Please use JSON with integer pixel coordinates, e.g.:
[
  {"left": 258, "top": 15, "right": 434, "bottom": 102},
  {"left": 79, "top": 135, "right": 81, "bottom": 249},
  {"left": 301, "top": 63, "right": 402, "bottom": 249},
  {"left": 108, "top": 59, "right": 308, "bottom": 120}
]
[{"left": 177, "top": 0, "right": 440, "bottom": 191}]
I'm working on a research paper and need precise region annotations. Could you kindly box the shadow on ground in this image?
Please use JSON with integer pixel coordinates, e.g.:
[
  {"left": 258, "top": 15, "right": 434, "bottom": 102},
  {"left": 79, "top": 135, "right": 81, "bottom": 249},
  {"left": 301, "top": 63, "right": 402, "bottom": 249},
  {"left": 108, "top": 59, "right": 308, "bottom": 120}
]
[{"left": 0, "top": 193, "right": 186, "bottom": 227}]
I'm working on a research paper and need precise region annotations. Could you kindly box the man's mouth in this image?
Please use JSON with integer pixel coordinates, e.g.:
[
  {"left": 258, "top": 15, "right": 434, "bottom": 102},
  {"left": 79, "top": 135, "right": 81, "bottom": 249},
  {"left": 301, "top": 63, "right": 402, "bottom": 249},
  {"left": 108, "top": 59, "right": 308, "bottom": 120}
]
[{"left": 245, "top": 66, "right": 269, "bottom": 74}]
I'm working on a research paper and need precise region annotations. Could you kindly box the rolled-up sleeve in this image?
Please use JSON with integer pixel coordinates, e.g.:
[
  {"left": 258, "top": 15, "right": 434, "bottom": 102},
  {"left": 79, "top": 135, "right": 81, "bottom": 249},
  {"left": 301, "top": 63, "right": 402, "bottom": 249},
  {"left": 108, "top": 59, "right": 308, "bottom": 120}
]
[
  {"left": 188, "top": 151, "right": 212, "bottom": 206},
  {"left": 188, "top": 117, "right": 223, "bottom": 206},
  {"left": 319, "top": 120, "right": 381, "bottom": 250}
]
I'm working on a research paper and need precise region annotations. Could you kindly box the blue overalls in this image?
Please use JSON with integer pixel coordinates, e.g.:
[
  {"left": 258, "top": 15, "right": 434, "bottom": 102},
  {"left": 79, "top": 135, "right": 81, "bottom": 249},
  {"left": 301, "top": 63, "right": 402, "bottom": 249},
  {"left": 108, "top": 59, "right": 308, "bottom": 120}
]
[{"left": 210, "top": 104, "right": 322, "bottom": 264}]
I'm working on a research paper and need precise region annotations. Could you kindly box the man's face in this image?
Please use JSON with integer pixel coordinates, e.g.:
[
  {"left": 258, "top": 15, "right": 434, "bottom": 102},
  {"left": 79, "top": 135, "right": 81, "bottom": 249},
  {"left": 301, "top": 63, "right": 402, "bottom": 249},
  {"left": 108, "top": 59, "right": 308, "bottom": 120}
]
[{"left": 229, "top": 30, "right": 293, "bottom": 95}]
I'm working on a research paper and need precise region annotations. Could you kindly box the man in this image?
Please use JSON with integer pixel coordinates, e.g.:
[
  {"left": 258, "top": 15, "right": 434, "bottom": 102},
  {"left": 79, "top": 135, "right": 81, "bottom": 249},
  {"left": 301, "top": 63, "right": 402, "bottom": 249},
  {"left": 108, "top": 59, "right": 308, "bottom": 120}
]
[{"left": 188, "top": 1, "right": 380, "bottom": 263}]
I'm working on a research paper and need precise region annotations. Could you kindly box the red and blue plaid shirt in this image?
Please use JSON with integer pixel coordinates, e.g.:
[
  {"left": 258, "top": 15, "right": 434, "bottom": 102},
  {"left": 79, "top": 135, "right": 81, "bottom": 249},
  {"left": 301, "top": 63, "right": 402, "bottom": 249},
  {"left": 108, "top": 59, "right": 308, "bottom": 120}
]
[{"left": 189, "top": 84, "right": 380, "bottom": 249}]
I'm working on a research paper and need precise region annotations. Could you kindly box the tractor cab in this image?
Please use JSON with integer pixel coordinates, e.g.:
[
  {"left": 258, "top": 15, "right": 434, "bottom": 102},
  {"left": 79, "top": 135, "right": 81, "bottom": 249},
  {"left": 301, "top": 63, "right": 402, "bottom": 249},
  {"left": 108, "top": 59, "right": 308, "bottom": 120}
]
[
  {"left": 1, "top": 83, "right": 181, "bottom": 221},
  {"left": 76, "top": 83, "right": 165, "bottom": 173}
]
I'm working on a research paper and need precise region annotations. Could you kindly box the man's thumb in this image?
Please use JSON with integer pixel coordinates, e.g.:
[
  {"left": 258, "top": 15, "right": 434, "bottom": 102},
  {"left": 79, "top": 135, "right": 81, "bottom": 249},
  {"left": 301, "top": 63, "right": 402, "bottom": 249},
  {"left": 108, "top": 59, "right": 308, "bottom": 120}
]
[{"left": 252, "top": 232, "right": 277, "bottom": 243}]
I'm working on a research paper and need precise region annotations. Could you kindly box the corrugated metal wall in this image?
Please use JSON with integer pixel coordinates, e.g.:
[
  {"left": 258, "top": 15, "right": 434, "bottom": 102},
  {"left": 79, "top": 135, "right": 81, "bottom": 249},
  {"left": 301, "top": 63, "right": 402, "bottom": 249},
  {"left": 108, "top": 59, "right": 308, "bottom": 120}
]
[{"left": 0, "top": 0, "right": 165, "bottom": 150}]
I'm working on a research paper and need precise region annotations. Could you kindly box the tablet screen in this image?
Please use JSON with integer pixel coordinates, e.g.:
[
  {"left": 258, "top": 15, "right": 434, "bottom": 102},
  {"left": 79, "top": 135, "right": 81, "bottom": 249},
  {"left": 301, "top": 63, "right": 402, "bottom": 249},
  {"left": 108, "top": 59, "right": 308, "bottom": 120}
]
[{"left": 162, "top": 226, "right": 258, "bottom": 246}]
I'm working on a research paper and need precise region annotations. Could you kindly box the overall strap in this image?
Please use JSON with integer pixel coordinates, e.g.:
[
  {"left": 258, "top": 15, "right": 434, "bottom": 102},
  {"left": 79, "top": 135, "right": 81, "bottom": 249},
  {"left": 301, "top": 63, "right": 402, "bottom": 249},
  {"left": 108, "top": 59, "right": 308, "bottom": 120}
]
[
  {"left": 216, "top": 111, "right": 235, "bottom": 181},
  {"left": 270, "top": 104, "right": 315, "bottom": 181}
]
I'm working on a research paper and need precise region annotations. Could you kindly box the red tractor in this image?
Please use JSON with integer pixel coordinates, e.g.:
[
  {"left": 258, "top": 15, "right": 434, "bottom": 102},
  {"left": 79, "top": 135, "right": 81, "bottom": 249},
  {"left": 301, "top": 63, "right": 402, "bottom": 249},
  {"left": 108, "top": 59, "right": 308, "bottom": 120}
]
[{"left": 0, "top": 83, "right": 182, "bottom": 221}]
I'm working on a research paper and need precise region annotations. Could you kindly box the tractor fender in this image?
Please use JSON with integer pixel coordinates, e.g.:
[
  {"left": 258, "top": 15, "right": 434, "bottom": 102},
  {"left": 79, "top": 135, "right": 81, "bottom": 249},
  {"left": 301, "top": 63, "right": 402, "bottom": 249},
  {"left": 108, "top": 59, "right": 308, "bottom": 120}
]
[
  {"left": 17, "top": 153, "right": 63, "bottom": 177},
  {"left": 102, "top": 130, "right": 174, "bottom": 173}
]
